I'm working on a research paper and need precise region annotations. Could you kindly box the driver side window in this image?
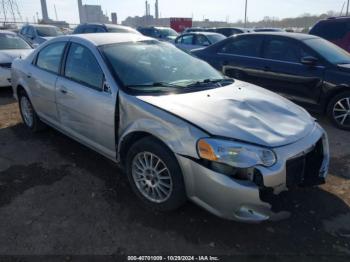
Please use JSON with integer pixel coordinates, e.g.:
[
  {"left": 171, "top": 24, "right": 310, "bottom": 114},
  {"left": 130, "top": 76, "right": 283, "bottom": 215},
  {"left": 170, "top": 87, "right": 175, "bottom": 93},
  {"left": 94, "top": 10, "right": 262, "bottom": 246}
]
[{"left": 64, "top": 43, "right": 104, "bottom": 90}]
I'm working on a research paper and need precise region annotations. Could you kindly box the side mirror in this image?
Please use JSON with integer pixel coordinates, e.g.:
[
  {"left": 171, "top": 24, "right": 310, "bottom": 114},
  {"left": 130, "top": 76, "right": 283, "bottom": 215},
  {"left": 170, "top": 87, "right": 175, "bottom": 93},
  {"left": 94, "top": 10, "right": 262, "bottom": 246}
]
[{"left": 301, "top": 56, "right": 318, "bottom": 66}]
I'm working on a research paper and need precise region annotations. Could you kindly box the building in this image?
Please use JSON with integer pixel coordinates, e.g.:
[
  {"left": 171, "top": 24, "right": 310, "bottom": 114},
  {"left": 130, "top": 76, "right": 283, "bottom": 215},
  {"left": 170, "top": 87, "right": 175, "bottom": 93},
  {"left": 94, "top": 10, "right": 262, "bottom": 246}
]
[
  {"left": 77, "top": 0, "right": 110, "bottom": 24},
  {"left": 40, "top": 0, "right": 49, "bottom": 21},
  {"left": 39, "top": 0, "right": 69, "bottom": 28},
  {"left": 111, "top": 13, "right": 118, "bottom": 24}
]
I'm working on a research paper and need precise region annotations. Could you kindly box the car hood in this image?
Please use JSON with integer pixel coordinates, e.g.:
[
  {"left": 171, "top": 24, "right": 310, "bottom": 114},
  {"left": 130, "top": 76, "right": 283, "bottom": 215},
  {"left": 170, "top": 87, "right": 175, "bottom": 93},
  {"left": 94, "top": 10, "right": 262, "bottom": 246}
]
[
  {"left": 0, "top": 49, "right": 33, "bottom": 63},
  {"left": 137, "top": 81, "right": 315, "bottom": 148}
]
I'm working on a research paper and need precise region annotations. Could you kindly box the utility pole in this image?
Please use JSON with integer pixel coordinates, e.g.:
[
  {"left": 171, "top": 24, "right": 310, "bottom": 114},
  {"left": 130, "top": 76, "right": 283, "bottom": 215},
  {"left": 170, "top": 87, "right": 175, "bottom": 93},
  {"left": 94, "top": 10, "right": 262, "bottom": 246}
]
[
  {"left": 244, "top": 0, "right": 248, "bottom": 28},
  {"left": 347, "top": 0, "right": 350, "bottom": 16}
]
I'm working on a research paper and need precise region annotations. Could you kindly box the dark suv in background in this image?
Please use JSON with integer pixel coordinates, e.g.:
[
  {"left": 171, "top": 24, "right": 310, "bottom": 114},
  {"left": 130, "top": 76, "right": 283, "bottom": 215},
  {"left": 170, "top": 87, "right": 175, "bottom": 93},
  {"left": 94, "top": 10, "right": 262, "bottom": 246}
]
[
  {"left": 310, "top": 17, "right": 350, "bottom": 53},
  {"left": 192, "top": 32, "right": 350, "bottom": 130},
  {"left": 73, "top": 23, "right": 140, "bottom": 35}
]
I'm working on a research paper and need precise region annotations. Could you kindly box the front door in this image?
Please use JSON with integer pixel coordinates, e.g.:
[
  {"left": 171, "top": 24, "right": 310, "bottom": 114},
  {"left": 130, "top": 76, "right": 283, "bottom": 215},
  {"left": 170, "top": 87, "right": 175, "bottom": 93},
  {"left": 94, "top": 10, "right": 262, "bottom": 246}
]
[
  {"left": 56, "top": 42, "right": 116, "bottom": 157},
  {"left": 259, "top": 36, "right": 325, "bottom": 106}
]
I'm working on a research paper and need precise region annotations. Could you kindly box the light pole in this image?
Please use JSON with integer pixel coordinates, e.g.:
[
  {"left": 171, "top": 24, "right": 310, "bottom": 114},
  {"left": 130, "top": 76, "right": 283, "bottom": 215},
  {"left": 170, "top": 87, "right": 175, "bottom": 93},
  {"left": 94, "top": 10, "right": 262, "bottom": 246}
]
[
  {"left": 347, "top": 0, "right": 350, "bottom": 16},
  {"left": 244, "top": 0, "right": 248, "bottom": 28}
]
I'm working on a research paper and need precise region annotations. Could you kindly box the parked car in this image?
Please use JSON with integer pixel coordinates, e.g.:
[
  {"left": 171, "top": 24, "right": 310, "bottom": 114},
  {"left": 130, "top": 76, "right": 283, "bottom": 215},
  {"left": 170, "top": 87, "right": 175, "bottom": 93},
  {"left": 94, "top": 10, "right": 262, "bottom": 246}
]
[
  {"left": 183, "top": 27, "right": 217, "bottom": 33},
  {"left": 175, "top": 32, "right": 226, "bottom": 52},
  {"left": 310, "top": 17, "right": 350, "bottom": 53},
  {"left": 19, "top": 24, "right": 63, "bottom": 47},
  {"left": 192, "top": 32, "right": 350, "bottom": 130},
  {"left": 73, "top": 23, "right": 141, "bottom": 35},
  {"left": 137, "top": 26, "right": 178, "bottom": 42},
  {"left": 11, "top": 33, "right": 329, "bottom": 222},
  {"left": 0, "top": 30, "right": 33, "bottom": 87},
  {"left": 253, "top": 28, "right": 285, "bottom": 32},
  {"left": 214, "top": 27, "right": 249, "bottom": 37}
]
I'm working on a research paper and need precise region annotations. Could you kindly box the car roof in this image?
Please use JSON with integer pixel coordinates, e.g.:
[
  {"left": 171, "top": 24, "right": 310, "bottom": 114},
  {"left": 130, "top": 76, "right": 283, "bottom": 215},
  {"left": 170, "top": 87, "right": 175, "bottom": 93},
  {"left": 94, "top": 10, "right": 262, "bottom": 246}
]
[
  {"left": 323, "top": 16, "right": 350, "bottom": 22},
  {"left": 0, "top": 30, "right": 16, "bottom": 35},
  {"left": 239, "top": 32, "right": 318, "bottom": 40},
  {"left": 183, "top": 32, "right": 223, "bottom": 36},
  {"left": 68, "top": 33, "right": 151, "bottom": 46},
  {"left": 26, "top": 24, "right": 58, "bottom": 28}
]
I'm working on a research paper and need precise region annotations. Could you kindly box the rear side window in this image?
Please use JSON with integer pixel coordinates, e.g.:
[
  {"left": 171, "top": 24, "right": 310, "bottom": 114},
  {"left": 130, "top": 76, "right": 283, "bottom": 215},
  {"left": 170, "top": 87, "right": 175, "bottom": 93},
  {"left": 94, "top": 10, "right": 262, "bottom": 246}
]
[
  {"left": 64, "top": 43, "right": 103, "bottom": 90},
  {"left": 20, "top": 27, "right": 28, "bottom": 35},
  {"left": 83, "top": 27, "right": 97, "bottom": 33},
  {"left": 311, "top": 21, "right": 349, "bottom": 40},
  {"left": 263, "top": 38, "right": 307, "bottom": 63},
  {"left": 195, "top": 35, "right": 210, "bottom": 45},
  {"left": 36, "top": 42, "right": 66, "bottom": 74},
  {"left": 220, "top": 36, "right": 263, "bottom": 57},
  {"left": 180, "top": 35, "right": 194, "bottom": 44}
]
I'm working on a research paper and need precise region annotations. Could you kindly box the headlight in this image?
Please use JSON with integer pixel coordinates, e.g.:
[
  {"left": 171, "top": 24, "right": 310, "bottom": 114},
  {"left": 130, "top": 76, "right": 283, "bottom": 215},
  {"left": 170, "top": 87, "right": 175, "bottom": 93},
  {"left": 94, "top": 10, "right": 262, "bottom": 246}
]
[{"left": 197, "top": 138, "right": 276, "bottom": 168}]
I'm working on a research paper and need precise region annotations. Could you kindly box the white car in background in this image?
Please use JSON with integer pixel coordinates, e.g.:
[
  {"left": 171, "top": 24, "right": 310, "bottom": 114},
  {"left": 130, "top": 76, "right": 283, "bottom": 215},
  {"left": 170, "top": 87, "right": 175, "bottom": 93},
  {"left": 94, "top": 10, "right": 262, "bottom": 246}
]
[
  {"left": 175, "top": 32, "right": 226, "bottom": 52},
  {"left": 0, "top": 30, "right": 33, "bottom": 87}
]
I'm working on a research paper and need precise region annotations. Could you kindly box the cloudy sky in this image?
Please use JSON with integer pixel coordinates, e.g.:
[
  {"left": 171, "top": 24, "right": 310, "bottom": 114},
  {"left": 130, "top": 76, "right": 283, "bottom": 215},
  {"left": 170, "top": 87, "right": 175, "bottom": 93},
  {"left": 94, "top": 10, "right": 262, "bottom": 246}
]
[{"left": 16, "top": 0, "right": 347, "bottom": 24}]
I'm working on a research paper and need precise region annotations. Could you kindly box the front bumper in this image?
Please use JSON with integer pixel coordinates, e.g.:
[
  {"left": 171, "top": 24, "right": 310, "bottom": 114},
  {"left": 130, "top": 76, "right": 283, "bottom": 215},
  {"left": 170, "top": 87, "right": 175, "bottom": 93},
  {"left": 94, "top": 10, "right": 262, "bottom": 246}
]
[
  {"left": 0, "top": 68, "right": 11, "bottom": 87},
  {"left": 176, "top": 123, "right": 329, "bottom": 222}
]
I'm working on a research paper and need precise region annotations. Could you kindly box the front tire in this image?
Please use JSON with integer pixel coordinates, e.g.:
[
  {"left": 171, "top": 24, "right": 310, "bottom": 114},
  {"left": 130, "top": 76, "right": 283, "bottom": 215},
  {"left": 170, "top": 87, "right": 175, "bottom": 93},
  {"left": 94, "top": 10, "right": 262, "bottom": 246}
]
[
  {"left": 18, "top": 92, "right": 46, "bottom": 132},
  {"left": 126, "top": 137, "right": 187, "bottom": 211},
  {"left": 327, "top": 91, "right": 350, "bottom": 131}
]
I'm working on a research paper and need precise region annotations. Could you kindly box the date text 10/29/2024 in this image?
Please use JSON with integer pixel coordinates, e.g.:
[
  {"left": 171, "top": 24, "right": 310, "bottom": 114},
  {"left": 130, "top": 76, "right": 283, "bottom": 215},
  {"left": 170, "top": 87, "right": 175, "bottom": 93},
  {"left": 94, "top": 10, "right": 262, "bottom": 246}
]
[{"left": 127, "top": 256, "right": 220, "bottom": 261}]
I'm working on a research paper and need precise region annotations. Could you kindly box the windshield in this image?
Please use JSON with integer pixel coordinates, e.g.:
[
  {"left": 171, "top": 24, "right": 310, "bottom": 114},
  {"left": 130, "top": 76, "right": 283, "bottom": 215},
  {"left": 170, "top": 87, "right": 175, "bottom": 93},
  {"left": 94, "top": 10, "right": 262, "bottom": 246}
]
[
  {"left": 304, "top": 38, "right": 350, "bottom": 64},
  {"left": 0, "top": 34, "right": 31, "bottom": 50},
  {"left": 36, "top": 26, "right": 63, "bottom": 37},
  {"left": 100, "top": 40, "right": 224, "bottom": 93},
  {"left": 206, "top": 34, "right": 226, "bottom": 44},
  {"left": 159, "top": 28, "right": 178, "bottom": 37},
  {"left": 107, "top": 26, "right": 140, "bottom": 34}
]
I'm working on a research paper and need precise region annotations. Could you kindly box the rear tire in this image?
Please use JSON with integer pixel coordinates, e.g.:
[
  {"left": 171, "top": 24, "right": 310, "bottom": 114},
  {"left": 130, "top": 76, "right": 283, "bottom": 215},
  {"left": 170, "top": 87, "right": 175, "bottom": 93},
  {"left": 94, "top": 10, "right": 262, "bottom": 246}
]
[
  {"left": 18, "top": 91, "right": 46, "bottom": 132},
  {"left": 126, "top": 137, "right": 187, "bottom": 211},
  {"left": 327, "top": 91, "right": 350, "bottom": 131}
]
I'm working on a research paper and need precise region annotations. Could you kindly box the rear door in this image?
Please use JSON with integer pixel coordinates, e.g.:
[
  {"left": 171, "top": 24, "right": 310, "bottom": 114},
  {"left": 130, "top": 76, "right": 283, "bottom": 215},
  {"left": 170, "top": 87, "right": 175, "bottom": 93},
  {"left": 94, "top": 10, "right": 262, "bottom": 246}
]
[
  {"left": 55, "top": 42, "right": 116, "bottom": 157},
  {"left": 29, "top": 41, "right": 67, "bottom": 124},
  {"left": 259, "top": 36, "right": 325, "bottom": 106},
  {"left": 217, "top": 35, "right": 266, "bottom": 87}
]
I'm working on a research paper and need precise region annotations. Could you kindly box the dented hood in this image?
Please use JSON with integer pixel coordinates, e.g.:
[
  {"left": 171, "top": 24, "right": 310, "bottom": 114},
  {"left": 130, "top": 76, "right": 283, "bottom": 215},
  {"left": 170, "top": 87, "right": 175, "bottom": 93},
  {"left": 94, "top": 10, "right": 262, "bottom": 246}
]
[{"left": 137, "top": 81, "right": 315, "bottom": 147}]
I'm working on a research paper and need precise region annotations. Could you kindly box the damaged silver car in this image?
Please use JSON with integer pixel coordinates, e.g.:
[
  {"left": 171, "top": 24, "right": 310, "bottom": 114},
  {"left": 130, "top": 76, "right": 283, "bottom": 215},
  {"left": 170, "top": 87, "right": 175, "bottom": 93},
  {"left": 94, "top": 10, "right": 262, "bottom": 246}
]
[{"left": 11, "top": 33, "right": 330, "bottom": 222}]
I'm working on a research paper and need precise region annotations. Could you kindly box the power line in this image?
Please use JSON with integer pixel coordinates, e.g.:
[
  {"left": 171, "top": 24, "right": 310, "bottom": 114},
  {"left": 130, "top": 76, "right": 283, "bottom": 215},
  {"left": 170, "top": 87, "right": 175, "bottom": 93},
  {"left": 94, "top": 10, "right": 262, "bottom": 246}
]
[{"left": 0, "top": 0, "right": 22, "bottom": 23}]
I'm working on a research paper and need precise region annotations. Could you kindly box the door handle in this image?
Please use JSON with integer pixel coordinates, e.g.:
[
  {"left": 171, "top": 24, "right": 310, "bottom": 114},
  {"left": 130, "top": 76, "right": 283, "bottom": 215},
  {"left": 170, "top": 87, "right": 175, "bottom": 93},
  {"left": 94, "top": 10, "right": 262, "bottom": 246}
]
[
  {"left": 26, "top": 73, "right": 32, "bottom": 79},
  {"left": 59, "top": 86, "right": 68, "bottom": 94}
]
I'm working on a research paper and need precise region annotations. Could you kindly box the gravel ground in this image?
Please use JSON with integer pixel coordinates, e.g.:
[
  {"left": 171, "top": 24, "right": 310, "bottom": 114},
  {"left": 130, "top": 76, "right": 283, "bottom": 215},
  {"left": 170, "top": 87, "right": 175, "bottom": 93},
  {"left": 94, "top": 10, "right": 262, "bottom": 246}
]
[{"left": 0, "top": 87, "right": 349, "bottom": 259}]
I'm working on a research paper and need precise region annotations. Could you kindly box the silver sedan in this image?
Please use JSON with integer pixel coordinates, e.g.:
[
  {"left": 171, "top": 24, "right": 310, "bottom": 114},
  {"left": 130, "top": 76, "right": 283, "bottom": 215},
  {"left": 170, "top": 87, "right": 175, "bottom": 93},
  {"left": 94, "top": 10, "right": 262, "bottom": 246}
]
[{"left": 11, "top": 33, "right": 329, "bottom": 222}]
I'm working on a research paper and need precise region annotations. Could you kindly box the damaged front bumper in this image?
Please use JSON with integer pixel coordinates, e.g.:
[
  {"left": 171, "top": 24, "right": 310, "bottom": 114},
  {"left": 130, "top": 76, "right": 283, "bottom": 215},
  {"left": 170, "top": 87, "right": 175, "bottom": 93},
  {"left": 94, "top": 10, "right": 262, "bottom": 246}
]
[{"left": 176, "top": 123, "right": 329, "bottom": 223}]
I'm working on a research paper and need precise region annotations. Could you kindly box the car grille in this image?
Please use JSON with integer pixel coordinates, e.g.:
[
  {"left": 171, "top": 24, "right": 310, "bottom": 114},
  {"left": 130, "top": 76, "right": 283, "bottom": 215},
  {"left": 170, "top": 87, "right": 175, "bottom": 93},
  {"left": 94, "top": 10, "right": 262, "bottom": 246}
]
[
  {"left": 0, "top": 63, "right": 12, "bottom": 69},
  {"left": 286, "top": 139, "right": 325, "bottom": 188}
]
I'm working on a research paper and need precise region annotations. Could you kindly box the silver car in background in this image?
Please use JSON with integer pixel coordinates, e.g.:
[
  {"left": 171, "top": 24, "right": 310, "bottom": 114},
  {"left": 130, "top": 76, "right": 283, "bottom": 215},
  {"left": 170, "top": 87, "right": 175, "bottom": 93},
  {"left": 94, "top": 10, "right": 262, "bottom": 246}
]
[
  {"left": 19, "top": 24, "right": 63, "bottom": 47},
  {"left": 175, "top": 32, "right": 226, "bottom": 52},
  {"left": 0, "top": 30, "right": 33, "bottom": 87},
  {"left": 11, "top": 33, "right": 329, "bottom": 222}
]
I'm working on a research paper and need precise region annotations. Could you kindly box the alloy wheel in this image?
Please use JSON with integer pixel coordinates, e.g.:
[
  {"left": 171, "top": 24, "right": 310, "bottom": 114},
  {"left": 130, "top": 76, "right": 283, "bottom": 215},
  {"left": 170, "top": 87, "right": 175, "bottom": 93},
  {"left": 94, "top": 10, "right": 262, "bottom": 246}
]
[
  {"left": 131, "top": 152, "right": 173, "bottom": 203},
  {"left": 333, "top": 97, "right": 350, "bottom": 128},
  {"left": 20, "top": 96, "right": 34, "bottom": 127}
]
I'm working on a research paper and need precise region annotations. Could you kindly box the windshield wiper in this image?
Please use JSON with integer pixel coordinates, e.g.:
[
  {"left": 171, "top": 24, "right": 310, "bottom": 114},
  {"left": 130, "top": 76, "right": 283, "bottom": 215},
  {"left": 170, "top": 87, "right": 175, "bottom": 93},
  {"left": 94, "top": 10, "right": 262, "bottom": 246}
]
[
  {"left": 125, "top": 82, "right": 183, "bottom": 89},
  {"left": 185, "top": 78, "right": 234, "bottom": 88}
]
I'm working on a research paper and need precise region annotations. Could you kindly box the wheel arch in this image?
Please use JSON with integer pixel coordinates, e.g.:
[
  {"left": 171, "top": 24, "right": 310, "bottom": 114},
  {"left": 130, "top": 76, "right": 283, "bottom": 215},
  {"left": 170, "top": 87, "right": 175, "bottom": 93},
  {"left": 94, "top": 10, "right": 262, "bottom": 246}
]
[
  {"left": 324, "top": 85, "right": 350, "bottom": 113},
  {"left": 118, "top": 131, "right": 173, "bottom": 167}
]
